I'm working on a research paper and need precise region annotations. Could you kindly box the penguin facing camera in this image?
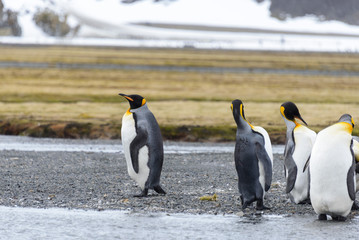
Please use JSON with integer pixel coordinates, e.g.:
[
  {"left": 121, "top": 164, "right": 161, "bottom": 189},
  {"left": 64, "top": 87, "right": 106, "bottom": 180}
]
[
  {"left": 280, "top": 102, "right": 316, "bottom": 204},
  {"left": 309, "top": 114, "right": 355, "bottom": 221},
  {"left": 231, "top": 99, "right": 273, "bottom": 210},
  {"left": 119, "top": 93, "right": 166, "bottom": 197}
]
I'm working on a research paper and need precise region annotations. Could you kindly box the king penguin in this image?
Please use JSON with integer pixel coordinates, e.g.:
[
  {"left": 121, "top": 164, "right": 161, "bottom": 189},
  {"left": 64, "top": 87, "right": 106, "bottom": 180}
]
[
  {"left": 353, "top": 136, "right": 359, "bottom": 192},
  {"left": 280, "top": 102, "right": 316, "bottom": 204},
  {"left": 309, "top": 114, "right": 355, "bottom": 221},
  {"left": 119, "top": 93, "right": 166, "bottom": 197},
  {"left": 352, "top": 136, "right": 359, "bottom": 209},
  {"left": 231, "top": 99, "right": 273, "bottom": 210}
]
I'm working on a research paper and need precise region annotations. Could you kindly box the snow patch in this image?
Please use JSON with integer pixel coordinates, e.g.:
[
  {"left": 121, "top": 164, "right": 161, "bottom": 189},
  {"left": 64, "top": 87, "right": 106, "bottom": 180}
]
[{"left": 2, "top": 0, "right": 359, "bottom": 52}]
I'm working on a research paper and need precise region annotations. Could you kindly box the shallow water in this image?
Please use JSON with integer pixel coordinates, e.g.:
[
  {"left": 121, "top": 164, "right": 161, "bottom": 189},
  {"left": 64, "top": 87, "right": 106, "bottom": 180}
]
[
  {"left": 0, "top": 206, "right": 358, "bottom": 239},
  {"left": 1, "top": 61, "right": 359, "bottom": 77},
  {"left": 0, "top": 135, "right": 284, "bottom": 154}
]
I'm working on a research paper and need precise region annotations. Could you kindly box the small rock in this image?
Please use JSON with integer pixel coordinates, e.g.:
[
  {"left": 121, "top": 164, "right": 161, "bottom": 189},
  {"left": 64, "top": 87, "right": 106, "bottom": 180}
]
[{"left": 236, "top": 211, "right": 244, "bottom": 217}]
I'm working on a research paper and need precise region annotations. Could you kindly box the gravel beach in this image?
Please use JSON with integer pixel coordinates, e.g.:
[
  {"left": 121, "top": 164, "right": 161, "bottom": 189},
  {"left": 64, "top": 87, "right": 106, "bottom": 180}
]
[{"left": 0, "top": 145, "right": 358, "bottom": 218}]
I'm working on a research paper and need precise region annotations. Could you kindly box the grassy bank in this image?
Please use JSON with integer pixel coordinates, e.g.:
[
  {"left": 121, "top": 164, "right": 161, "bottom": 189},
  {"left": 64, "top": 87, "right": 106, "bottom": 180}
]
[
  {"left": 0, "top": 45, "right": 358, "bottom": 143},
  {"left": 3, "top": 46, "right": 359, "bottom": 72}
]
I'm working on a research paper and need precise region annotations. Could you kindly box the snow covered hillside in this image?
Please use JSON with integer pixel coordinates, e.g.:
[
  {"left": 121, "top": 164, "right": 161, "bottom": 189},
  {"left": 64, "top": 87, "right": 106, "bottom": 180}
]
[{"left": 2, "top": 0, "right": 359, "bottom": 52}]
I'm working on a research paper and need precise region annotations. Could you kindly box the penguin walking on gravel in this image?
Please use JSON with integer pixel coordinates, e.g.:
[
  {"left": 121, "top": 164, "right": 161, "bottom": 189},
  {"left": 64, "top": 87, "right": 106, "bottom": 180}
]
[
  {"left": 309, "top": 114, "right": 355, "bottom": 221},
  {"left": 231, "top": 99, "right": 273, "bottom": 210},
  {"left": 280, "top": 102, "right": 316, "bottom": 204},
  {"left": 119, "top": 93, "right": 166, "bottom": 197}
]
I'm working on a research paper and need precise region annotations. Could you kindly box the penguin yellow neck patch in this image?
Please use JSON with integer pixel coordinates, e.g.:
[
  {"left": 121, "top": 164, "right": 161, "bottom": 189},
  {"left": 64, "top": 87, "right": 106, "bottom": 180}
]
[
  {"left": 240, "top": 104, "right": 254, "bottom": 129},
  {"left": 337, "top": 122, "right": 353, "bottom": 133},
  {"left": 125, "top": 108, "right": 132, "bottom": 116}
]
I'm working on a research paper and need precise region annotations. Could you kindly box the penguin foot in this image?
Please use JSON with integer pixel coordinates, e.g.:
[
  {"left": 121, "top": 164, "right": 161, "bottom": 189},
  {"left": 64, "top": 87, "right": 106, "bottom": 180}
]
[
  {"left": 256, "top": 205, "right": 271, "bottom": 211},
  {"left": 299, "top": 198, "right": 311, "bottom": 205},
  {"left": 153, "top": 185, "right": 167, "bottom": 195},
  {"left": 134, "top": 189, "right": 148, "bottom": 198},
  {"left": 332, "top": 216, "right": 346, "bottom": 221},
  {"left": 240, "top": 196, "right": 244, "bottom": 205},
  {"left": 241, "top": 203, "right": 248, "bottom": 210},
  {"left": 318, "top": 214, "right": 327, "bottom": 221},
  {"left": 352, "top": 201, "right": 359, "bottom": 210},
  {"left": 133, "top": 193, "right": 148, "bottom": 198},
  {"left": 256, "top": 200, "right": 271, "bottom": 210}
]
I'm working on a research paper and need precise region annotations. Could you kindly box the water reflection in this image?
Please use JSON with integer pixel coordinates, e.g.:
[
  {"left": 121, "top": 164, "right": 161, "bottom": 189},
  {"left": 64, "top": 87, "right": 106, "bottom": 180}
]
[{"left": 0, "top": 206, "right": 358, "bottom": 239}]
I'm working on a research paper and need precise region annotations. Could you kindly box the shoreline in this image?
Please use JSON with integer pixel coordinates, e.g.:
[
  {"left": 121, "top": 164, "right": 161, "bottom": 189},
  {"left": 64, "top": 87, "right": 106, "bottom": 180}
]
[{"left": 0, "top": 120, "right": 287, "bottom": 144}]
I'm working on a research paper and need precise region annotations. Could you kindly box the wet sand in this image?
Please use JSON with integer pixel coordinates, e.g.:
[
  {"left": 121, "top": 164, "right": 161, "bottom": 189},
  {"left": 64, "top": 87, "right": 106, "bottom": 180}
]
[{"left": 0, "top": 147, "right": 357, "bottom": 218}]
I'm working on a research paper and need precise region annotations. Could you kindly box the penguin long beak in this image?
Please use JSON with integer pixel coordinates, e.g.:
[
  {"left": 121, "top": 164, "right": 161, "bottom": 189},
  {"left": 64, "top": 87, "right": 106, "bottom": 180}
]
[
  {"left": 119, "top": 93, "right": 133, "bottom": 102},
  {"left": 296, "top": 115, "right": 308, "bottom": 126}
]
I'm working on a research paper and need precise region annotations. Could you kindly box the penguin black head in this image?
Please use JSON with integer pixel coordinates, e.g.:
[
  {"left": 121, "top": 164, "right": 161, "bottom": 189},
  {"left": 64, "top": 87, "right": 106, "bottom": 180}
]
[
  {"left": 119, "top": 93, "right": 146, "bottom": 109},
  {"left": 338, "top": 114, "right": 355, "bottom": 128},
  {"left": 231, "top": 99, "right": 254, "bottom": 129},
  {"left": 280, "top": 101, "right": 307, "bottom": 125},
  {"left": 231, "top": 99, "right": 246, "bottom": 121}
]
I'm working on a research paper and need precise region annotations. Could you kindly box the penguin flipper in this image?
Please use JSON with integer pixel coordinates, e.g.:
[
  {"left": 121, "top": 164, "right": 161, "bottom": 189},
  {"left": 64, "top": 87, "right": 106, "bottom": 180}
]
[
  {"left": 285, "top": 154, "right": 297, "bottom": 194},
  {"left": 347, "top": 143, "right": 356, "bottom": 201},
  {"left": 303, "top": 156, "right": 310, "bottom": 173},
  {"left": 130, "top": 126, "right": 148, "bottom": 174},
  {"left": 255, "top": 142, "right": 272, "bottom": 191}
]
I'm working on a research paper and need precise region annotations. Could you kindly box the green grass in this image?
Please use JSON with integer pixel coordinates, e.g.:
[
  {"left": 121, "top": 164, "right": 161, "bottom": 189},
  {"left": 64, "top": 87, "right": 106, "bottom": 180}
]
[
  {"left": 1, "top": 68, "right": 359, "bottom": 104},
  {"left": 0, "top": 45, "right": 359, "bottom": 142}
]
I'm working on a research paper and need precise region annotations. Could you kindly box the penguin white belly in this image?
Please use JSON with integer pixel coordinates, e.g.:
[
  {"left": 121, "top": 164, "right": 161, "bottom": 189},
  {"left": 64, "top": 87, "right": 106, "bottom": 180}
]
[
  {"left": 353, "top": 139, "right": 359, "bottom": 192},
  {"left": 253, "top": 126, "right": 273, "bottom": 164},
  {"left": 253, "top": 126, "right": 272, "bottom": 196},
  {"left": 290, "top": 126, "right": 316, "bottom": 203},
  {"left": 258, "top": 161, "right": 265, "bottom": 195},
  {"left": 134, "top": 146, "right": 150, "bottom": 189},
  {"left": 121, "top": 112, "right": 150, "bottom": 190},
  {"left": 353, "top": 139, "right": 359, "bottom": 159},
  {"left": 290, "top": 147, "right": 310, "bottom": 203},
  {"left": 310, "top": 133, "right": 353, "bottom": 217}
]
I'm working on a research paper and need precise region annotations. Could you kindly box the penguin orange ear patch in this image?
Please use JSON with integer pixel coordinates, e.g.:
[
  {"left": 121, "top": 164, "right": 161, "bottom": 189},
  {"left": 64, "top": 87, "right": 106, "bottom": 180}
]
[
  {"left": 280, "top": 106, "right": 285, "bottom": 117},
  {"left": 141, "top": 98, "right": 146, "bottom": 106},
  {"left": 240, "top": 104, "right": 244, "bottom": 119}
]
